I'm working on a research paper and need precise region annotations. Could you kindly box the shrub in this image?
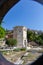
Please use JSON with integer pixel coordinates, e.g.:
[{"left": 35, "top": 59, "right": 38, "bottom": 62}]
[
  {"left": 0, "top": 26, "right": 6, "bottom": 38},
  {"left": 6, "top": 38, "right": 17, "bottom": 47},
  {"left": 20, "top": 48, "right": 26, "bottom": 51},
  {"left": 13, "top": 48, "right": 20, "bottom": 52},
  {"left": 13, "top": 48, "right": 26, "bottom": 52}
]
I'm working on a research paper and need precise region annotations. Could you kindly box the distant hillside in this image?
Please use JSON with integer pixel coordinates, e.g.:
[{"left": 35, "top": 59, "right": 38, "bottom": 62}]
[{"left": 27, "top": 29, "right": 43, "bottom": 35}]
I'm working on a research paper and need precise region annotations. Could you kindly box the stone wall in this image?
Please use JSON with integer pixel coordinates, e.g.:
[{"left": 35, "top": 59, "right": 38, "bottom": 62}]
[{"left": 13, "top": 26, "right": 27, "bottom": 48}]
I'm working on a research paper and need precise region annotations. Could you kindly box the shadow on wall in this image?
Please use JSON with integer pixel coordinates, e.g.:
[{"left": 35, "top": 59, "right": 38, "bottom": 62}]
[{"left": 33, "top": 0, "right": 43, "bottom": 4}]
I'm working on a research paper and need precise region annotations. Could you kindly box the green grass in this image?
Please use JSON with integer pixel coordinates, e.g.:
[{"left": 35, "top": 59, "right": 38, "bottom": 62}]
[
  {"left": 13, "top": 48, "right": 26, "bottom": 52},
  {"left": 20, "top": 48, "right": 26, "bottom": 51},
  {"left": 13, "top": 48, "right": 20, "bottom": 52}
]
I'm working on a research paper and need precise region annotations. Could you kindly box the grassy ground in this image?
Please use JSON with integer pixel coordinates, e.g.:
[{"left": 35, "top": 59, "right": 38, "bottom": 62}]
[
  {"left": 22, "top": 52, "right": 41, "bottom": 65},
  {"left": 2, "top": 50, "right": 42, "bottom": 65},
  {"left": 2, "top": 50, "right": 26, "bottom": 63}
]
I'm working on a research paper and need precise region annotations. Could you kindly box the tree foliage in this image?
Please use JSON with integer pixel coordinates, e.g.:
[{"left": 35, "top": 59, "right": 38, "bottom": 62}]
[
  {"left": 27, "top": 30, "right": 43, "bottom": 45},
  {"left": 27, "top": 30, "right": 35, "bottom": 41},
  {"left": 0, "top": 26, "right": 6, "bottom": 38},
  {"left": 6, "top": 38, "right": 17, "bottom": 46}
]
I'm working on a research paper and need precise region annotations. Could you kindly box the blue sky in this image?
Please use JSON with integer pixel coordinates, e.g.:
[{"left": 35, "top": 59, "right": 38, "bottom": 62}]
[{"left": 2, "top": 0, "right": 43, "bottom": 31}]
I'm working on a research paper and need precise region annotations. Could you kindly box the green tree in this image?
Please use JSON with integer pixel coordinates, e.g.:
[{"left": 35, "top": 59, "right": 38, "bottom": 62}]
[
  {"left": 0, "top": 26, "right": 6, "bottom": 38},
  {"left": 0, "top": 18, "right": 6, "bottom": 38},
  {"left": 6, "top": 38, "right": 17, "bottom": 46},
  {"left": 39, "top": 33, "right": 43, "bottom": 39},
  {"left": 27, "top": 30, "right": 34, "bottom": 42},
  {"left": 38, "top": 34, "right": 43, "bottom": 45},
  {"left": 35, "top": 34, "right": 43, "bottom": 45},
  {"left": 27, "top": 30, "right": 43, "bottom": 46}
]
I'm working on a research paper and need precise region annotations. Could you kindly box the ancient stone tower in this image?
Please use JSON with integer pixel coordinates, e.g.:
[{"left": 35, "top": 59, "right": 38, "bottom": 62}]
[{"left": 13, "top": 26, "right": 27, "bottom": 48}]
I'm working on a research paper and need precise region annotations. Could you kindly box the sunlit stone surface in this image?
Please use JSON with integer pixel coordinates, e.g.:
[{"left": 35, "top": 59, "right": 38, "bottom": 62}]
[{"left": 13, "top": 26, "right": 27, "bottom": 48}]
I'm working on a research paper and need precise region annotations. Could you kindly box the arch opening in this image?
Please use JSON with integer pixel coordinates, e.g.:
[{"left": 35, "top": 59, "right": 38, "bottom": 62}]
[{"left": 0, "top": 2, "right": 41, "bottom": 64}]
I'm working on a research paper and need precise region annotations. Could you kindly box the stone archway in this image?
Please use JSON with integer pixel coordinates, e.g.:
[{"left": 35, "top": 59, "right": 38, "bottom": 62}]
[
  {"left": 0, "top": 0, "right": 20, "bottom": 20},
  {"left": 0, "top": 0, "right": 43, "bottom": 65}
]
